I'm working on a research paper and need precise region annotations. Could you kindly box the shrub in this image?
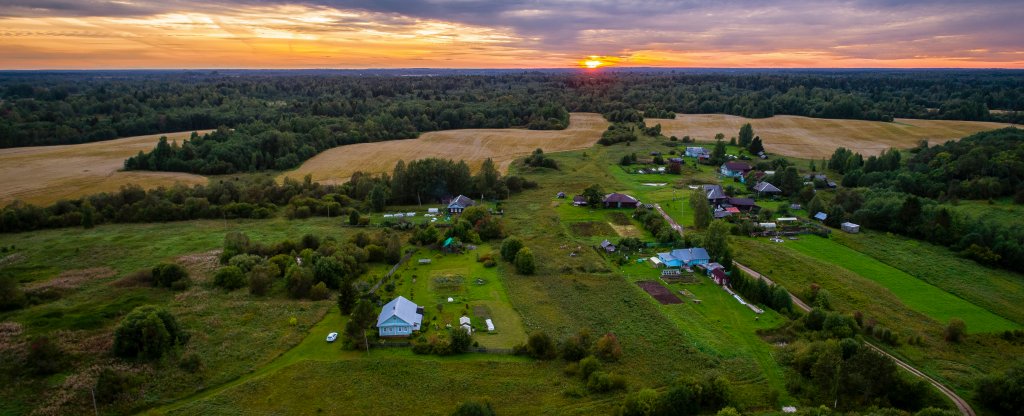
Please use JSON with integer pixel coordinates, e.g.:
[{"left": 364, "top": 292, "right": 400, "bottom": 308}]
[
  {"left": 975, "top": 363, "right": 1024, "bottom": 415},
  {"left": 0, "top": 273, "right": 26, "bottom": 311},
  {"left": 595, "top": 332, "right": 623, "bottom": 362},
  {"left": 516, "top": 331, "right": 557, "bottom": 360},
  {"left": 579, "top": 355, "right": 601, "bottom": 380},
  {"left": 286, "top": 266, "right": 314, "bottom": 299},
  {"left": 213, "top": 266, "right": 247, "bottom": 291},
  {"left": 309, "top": 281, "right": 330, "bottom": 300},
  {"left": 450, "top": 400, "right": 496, "bottom": 416},
  {"left": 514, "top": 247, "right": 536, "bottom": 275},
  {"left": 587, "top": 371, "right": 627, "bottom": 393},
  {"left": 500, "top": 237, "right": 524, "bottom": 262},
  {"left": 113, "top": 305, "right": 185, "bottom": 359},
  {"left": 248, "top": 264, "right": 275, "bottom": 296},
  {"left": 179, "top": 352, "right": 202, "bottom": 373},
  {"left": 94, "top": 367, "right": 138, "bottom": 404},
  {"left": 152, "top": 263, "right": 189, "bottom": 289},
  {"left": 450, "top": 327, "right": 473, "bottom": 353},
  {"left": 25, "top": 336, "right": 64, "bottom": 375},
  {"left": 619, "top": 388, "right": 660, "bottom": 416},
  {"left": 228, "top": 253, "right": 263, "bottom": 273},
  {"left": 944, "top": 318, "right": 966, "bottom": 343},
  {"left": 560, "top": 329, "right": 592, "bottom": 361}
]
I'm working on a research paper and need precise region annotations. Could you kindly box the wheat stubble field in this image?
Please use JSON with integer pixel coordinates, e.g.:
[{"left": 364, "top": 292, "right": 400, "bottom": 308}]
[
  {"left": 0, "top": 131, "right": 209, "bottom": 205},
  {"left": 653, "top": 114, "right": 1011, "bottom": 158},
  {"left": 281, "top": 112, "right": 609, "bottom": 184}
]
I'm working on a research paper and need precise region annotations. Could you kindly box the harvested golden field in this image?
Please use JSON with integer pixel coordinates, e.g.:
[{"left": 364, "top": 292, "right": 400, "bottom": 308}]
[
  {"left": 652, "top": 114, "right": 1011, "bottom": 158},
  {"left": 282, "top": 112, "right": 608, "bottom": 184},
  {"left": 0, "top": 131, "right": 209, "bottom": 206}
]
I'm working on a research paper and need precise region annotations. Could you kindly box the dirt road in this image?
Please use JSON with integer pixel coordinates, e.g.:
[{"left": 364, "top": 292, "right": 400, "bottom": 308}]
[{"left": 733, "top": 261, "right": 975, "bottom": 416}]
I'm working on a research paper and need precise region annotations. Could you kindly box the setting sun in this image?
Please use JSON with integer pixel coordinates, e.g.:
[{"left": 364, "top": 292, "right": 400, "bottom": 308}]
[{"left": 584, "top": 60, "right": 603, "bottom": 69}]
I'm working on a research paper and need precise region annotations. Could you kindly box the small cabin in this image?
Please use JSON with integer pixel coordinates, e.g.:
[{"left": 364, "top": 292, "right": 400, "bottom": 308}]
[{"left": 841, "top": 222, "right": 860, "bottom": 233}]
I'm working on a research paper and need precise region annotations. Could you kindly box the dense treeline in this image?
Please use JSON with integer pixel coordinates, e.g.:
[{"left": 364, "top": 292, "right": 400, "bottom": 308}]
[
  {"left": 1, "top": 73, "right": 572, "bottom": 150},
  {"left": 4, "top": 71, "right": 1021, "bottom": 171},
  {"left": 0, "top": 156, "right": 534, "bottom": 233},
  {"left": 819, "top": 128, "right": 1024, "bottom": 271}
]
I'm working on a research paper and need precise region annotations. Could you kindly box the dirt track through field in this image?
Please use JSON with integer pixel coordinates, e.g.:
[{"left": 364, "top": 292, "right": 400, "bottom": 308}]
[
  {"left": 652, "top": 115, "right": 1011, "bottom": 159},
  {"left": 0, "top": 131, "right": 210, "bottom": 205},
  {"left": 281, "top": 113, "right": 608, "bottom": 184}
]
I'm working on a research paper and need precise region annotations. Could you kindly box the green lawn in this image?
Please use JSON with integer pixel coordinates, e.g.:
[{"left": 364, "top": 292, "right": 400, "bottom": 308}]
[
  {"left": 388, "top": 244, "right": 528, "bottom": 349},
  {"left": 782, "top": 235, "right": 1018, "bottom": 333}
]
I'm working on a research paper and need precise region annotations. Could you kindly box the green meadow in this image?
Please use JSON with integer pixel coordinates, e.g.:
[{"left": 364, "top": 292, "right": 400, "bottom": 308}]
[{"left": 783, "top": 234, "right": 1019, "bottom": 333}]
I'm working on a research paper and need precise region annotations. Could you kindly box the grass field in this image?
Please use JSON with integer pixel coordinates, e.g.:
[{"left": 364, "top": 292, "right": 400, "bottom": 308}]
[
  {"left": 832, "top": 230, "right": 1024, "bottom": 326},
  {"left": 782, "top": 235, "right": 1019, "bottom": 333},
  {"left": 732, "top": 236, "right": 1024, "bottom": 402},
  {"left": 281, "top": 112, "right": 608, "bottom": 184},
  {"left": 0, "top": 130, "right": 210, "bottom": 206},
  {"left": 651, "top": 114, "right": 1010, "bottom": 159}
]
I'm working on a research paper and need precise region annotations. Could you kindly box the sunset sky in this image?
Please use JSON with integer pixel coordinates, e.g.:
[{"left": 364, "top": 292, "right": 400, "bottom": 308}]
[{"left": 1, "top": 0, "right": 1022, "bottom": 69}]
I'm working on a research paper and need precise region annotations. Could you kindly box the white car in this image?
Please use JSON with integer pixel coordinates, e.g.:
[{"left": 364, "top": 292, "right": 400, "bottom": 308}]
[{"left": 326, "top": 332, "right": 338, "bottom": 342}]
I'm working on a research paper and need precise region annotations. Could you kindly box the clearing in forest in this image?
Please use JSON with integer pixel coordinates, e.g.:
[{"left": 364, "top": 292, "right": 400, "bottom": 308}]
[
  {"left": 280, "top": 112, "right": 608, "bottom": 184},
  {"left": 0, "top": 131, "right": 209, "bottom": 206},
  {"left": 653, "top": 114, "right": 1010, "bottom": 159}
]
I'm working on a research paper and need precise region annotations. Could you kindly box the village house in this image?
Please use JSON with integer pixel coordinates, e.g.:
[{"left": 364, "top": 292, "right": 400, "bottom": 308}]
[
  {"left": 720, "top": 161, "right": 753, "bottom": 180},
  {"left": 600, "top": 239, "right": 616, "bottom": 253},
  {"left": 447, "top": 195, "right": 475, "bottom": 214},
  {"left": 572, "top": 195, "right": 588, "bottom": 206},
  {"left": 753, "top": 181, "right": 782, "bottom": 197},
  {"left": 603, "top": 193, "right": 640, "bottom": 208},
  {"left": 841, "top": 222, "right": 860, "bottom": 233},
  {"left": 377, "top": 296, "right": 423, "bottom": 337},
  {"left": 703, "top": 184, "right": 728, "bottom": 206},
  {"left": 656, "top": 248, "right": 711, "bottom": 268},
  {"left": 685, "top": 147, "right": 710, "bottom": 158},
  {"left": 726, "top": 197, "right": 760, "bottom": 212}
]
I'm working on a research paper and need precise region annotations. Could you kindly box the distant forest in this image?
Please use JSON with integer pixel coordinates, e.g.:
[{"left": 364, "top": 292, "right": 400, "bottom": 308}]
[{"left": 1, "top": 70, "right": 1022, "bottom": 174}]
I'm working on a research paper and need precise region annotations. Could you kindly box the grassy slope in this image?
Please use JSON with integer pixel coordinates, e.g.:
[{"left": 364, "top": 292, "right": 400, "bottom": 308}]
[
  {"left": 784, "top": 235, "right": 1018, "bottom": 332},
  {"left": 732, "top": 236, "right": 1024, "bottom": 405},
  {"left": 832, "top": 230, "right": 1024, "bottom": 326}
]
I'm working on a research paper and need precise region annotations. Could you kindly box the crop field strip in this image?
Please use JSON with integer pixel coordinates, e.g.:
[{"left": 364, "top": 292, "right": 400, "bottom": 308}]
[
  {"left": 0, "top": 130, "right": 210, "bottom": 206},
  {"left": 280, "top": 112, "right": 609, "bottom": 184},
  {"left": 652, "top": 114, "right": 1010, "bottom": 159}
]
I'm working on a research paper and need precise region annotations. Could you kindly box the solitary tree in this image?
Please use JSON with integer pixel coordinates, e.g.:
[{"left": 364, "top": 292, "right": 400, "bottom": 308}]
[
  {"left": 703, "top": 220, "right": 732, "bottom": 262},
  {"left": 689, "top": 188, "right": 711, "bottom": 229},
  {"left": 738, "top": 123, "right": 754, "bottom": 148},
  {"left": 582, "top": 184, "right": 605, "bottom": 207},
  {"left": 113, "top": 305, "right": 184, "bottom": 359}
]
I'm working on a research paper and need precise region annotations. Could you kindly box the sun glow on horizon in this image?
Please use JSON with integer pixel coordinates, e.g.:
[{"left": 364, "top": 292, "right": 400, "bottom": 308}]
[{"left": 581, "top": 56, "right": 608, "bottom": 69}]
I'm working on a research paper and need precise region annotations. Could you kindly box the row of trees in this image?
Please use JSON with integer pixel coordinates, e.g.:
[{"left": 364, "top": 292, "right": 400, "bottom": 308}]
[{"left": 0, "top": 155, "right": 537, "bottom": 233}]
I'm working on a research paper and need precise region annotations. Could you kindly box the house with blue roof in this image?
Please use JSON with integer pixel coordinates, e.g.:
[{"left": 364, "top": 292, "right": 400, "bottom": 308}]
[
  {"left": 377, "top": 296, "right": 423, "bottom": 337},
  {"left": 656, "top": 248, "right": 711, "bottom": 268}
]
